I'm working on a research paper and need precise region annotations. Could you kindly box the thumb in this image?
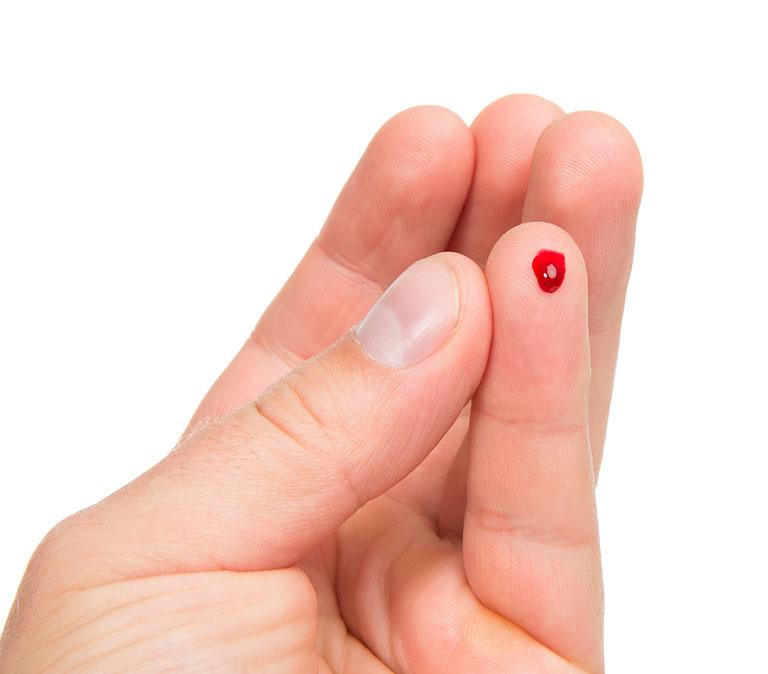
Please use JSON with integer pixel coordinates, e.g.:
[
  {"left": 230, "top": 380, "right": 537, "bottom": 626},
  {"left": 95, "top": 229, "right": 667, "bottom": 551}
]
[{"left": 45, "top": 253, "right": 491, "bottom": 590}]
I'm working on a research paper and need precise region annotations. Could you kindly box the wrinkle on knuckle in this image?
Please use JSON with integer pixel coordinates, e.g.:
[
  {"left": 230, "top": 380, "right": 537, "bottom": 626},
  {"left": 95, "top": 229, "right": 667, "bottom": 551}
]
[
  {"left": 253, "top": 369, "right": 338, "bottom": 455},
  {"left": 467, "top": 505, "right": 598, "bottom": 552},
  {"left": 246, "top": 372, "right": 363, "bottom": 507},
  {"left": 473, "top": 400, "right": 588, "bottom": 441},
  {"left": 248, "top": 324, "right": 306, "bottom": 372}
]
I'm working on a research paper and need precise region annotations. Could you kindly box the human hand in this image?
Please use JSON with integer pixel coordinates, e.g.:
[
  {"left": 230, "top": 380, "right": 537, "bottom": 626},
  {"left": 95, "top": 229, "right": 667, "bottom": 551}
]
[{"left": 0, "top": 96, "right": 642, "bottom": 673}]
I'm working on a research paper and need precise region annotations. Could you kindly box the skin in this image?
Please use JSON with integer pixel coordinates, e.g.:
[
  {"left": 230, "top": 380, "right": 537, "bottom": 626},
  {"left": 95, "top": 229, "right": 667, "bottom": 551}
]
[{"left": 0, "top": 95, "right": 643, "bottom": 673}]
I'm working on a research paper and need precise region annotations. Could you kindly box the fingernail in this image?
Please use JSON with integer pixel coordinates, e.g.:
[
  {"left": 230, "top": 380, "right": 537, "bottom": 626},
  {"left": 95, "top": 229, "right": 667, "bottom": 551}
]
[
  {"left": 532, "top": 249, "right": 566, "bottom": 293},
  {"left": 355, "top": 259, "right": 458, "bottom": 368}
]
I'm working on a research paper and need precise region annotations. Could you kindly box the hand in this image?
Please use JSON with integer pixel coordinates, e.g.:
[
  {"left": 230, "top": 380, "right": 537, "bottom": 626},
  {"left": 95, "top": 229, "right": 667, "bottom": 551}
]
[{"left": 0, "top": 96, "right": 642, "bottom": 673}]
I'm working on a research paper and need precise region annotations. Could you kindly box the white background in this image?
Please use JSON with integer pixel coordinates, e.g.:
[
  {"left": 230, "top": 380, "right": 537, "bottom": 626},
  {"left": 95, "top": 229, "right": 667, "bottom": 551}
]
[{"left": 1, "top": 2, "right": 766, "bottom": 672}]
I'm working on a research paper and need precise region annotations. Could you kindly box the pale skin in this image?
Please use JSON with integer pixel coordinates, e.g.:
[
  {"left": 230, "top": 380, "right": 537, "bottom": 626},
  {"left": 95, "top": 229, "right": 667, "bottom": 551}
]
[{"left": 0, "top": 95, "right": 643, "bottom": 673}]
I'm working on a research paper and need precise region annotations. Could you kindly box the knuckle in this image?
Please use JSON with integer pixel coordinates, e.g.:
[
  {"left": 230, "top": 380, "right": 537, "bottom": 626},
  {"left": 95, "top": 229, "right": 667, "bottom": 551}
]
[
  {"left": 248, "top": 349, "right": 370, "bottom": 509},
  {"left": 252, "top": 370, "right": 334, "bottom": 455}
]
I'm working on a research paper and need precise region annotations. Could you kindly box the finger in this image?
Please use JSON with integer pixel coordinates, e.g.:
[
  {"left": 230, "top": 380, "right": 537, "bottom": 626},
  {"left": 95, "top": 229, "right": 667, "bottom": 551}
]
[
  {"left": 448, "top": 94, "right": 564, "bottom": 265},
  {"left": 44, "top": 253, "right": 491, "bottom": 590},
  {"left": 463, "top": 223, "right": 603, "bottom": 672},
  {"left": 438, "top": 108, "right": 641, "bottom": 535},
  {"left": 431, "top": 95, "right": 562, "bottom": 532},
  {"left": 190, "top": 106, "right": 475, "bottom": 426},
  {"left": 522, "top": 112, "right": 643, "bottom": 473},
  {"left": 368, "top": 96, "right": 564, "bottom": 523}
]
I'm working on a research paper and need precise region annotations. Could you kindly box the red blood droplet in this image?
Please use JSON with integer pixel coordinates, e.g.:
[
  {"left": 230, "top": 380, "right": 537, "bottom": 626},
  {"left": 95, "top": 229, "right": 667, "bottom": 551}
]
[{"left": 532, "top": 249, "right": 566, "bottom": 293}]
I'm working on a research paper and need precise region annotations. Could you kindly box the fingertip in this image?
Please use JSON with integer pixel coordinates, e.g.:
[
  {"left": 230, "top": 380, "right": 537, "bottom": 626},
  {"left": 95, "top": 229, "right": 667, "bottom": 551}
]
[
  {"left": 316, "top": 105, "right": 475, "bottom": 280},
  {"left": 388, "top": 104, "right": 472, "bottom": 140},
  {"left": 422, "top": 252, "right": 494, "bottom": 419},
  {"left": 447, "top": 94, "right": 565, "bottom": 264},
  {"left": 365, "top": 105, "right": 475, "bottom": 206},
  {"left": 469, "top": 94, "right": 565, "bottom": 195},
  {"left": 428, "top": 250, "right": 493, "bottom": 374},
  {"left": 486, "top": 221, "right": 588, "bottom": 306},
  {"left": 483, "top": 222, "right": 589, "bottom": 400},
  {"left": 473, "top": 93, "right": 564, "bottom": 131},
  {"left": 528, "top": 111, "right": 644, "bottom": 222},
  {"left": 430, "top": 250, "right": 491, "bottom": 314}
]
